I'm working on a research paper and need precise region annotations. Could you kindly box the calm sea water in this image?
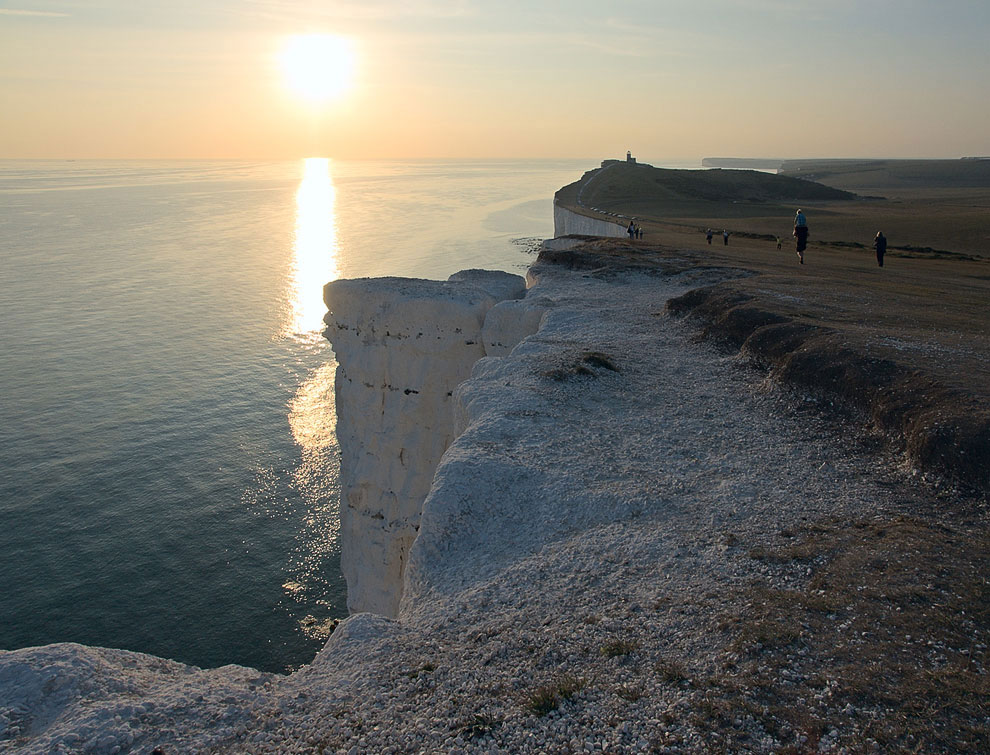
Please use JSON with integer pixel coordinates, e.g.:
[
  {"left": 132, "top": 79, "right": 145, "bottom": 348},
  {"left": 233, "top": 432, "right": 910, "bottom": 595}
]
[{"left": 0, "top": 158, "right": 615, "bottom": 672}]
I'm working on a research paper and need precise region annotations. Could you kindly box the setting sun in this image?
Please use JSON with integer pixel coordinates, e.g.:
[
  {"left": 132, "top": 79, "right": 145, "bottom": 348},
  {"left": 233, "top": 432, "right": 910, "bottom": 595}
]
[{"left": 279, "top": 34, "right": 355, "bottom": 104}]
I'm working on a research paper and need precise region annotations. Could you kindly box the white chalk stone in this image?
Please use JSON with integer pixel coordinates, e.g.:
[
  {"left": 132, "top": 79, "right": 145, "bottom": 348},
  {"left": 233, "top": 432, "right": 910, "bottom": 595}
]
[
  {"left": 324, "top": 270, "right": 533, "bottom": 617},
  {"left": 481, "top": 299, "right": 548, "bottom": 358}
]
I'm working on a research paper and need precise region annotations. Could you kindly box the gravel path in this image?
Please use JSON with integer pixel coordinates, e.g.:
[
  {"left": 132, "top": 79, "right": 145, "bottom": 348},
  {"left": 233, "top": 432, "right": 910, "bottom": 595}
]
[{"left": 1, "top": 263, "right": 970, "bottom": 754}]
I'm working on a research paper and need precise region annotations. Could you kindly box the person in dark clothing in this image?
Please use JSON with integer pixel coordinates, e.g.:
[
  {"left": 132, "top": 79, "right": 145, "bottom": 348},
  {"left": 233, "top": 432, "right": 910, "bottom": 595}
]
[
  {"left": 793, "top": 209, "right": 809, "bottom": 264},
  {"left": 794, "top": 226, "right": 809, "bottom": 263},
  {"left": 722, "top": 229, "right": 729, "bottom": 245},
  {"left": 874, "top": 231, "right": 887, "bottom": 267},
  {"left": 706, "top": 229, "right": 713, "bottom": 245},
  {"left": 627, "top": 221, "right": 636, "bottom": 239}
]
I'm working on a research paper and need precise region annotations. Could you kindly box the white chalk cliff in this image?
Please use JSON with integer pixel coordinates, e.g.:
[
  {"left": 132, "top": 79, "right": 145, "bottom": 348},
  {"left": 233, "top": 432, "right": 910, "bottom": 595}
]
[
  {"left": 553, "top": 203, "right": 627, "bottom": 238},
  {"left": 0, "top": 249, "right": 913, "bottom": 752},
  {"left": 323, "top": 269, "right": 535, "bottom": 617}
]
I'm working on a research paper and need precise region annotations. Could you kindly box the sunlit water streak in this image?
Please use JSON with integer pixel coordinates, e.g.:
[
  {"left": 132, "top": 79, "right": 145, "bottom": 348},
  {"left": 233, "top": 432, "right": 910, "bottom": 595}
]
[
  {"left": 281, "top": 159, "right": 343, "bottom": 642},
  {"left": 286, "top": 158, "right": 339, "bottom": 340},
  {"left": 0, "top": 157, "right": 609, "bottom": 671}
]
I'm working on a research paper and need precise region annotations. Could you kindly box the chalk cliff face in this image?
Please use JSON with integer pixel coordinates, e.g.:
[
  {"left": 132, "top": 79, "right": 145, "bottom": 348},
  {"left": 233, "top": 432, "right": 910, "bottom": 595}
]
[
  {"left": 553, "top": 203, "right": 626, "bottom": 238},
  {"left": 323, "top": 269, "right": 538, "bottom": 617}
]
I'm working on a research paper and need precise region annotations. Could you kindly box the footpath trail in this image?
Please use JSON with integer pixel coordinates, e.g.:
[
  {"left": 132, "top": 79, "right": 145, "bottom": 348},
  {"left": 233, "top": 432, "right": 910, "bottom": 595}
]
[{"left": 2, "top": 259, "right": 986, "bottom": 753}]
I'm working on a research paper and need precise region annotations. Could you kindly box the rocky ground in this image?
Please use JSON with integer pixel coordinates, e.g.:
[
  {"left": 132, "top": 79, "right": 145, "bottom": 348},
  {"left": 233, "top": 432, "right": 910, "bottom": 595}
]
[{"left": 2, "top": 256, "right": 987, "bottom": 753}]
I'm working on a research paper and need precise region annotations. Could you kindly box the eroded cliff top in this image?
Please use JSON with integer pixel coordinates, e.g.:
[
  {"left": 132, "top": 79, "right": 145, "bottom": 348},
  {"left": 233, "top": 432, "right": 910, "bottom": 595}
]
[{"left": 2, "top": 256, "right": 986, "bottom": 753}]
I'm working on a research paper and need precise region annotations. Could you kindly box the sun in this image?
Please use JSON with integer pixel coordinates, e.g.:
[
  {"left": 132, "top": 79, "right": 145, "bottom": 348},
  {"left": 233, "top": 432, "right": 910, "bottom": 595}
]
[{"left": 280, "top": 34, "right": 355, "bottom": 103}]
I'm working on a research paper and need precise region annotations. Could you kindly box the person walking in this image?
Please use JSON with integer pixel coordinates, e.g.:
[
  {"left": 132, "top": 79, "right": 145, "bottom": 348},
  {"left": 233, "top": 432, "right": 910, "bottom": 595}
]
[
  {"left": 793, "top": 209, "right": 809, "bottom": 264},
  {"left": 706, "top": 229, "right": 713, "bottom": 245},
  {"left": 874, "top": 231, "right": 887, "bottom": 267},
  {"left": 722, "top": 229, "right": 729, "bottom": 246}
]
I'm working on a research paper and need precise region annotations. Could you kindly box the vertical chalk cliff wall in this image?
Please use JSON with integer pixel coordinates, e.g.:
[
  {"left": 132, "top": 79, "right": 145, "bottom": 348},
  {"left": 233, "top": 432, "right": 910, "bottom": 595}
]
[
  {"left": 553, "top": 202, "right": 627, "bottom": 238},
  {"left": 323, "top": 269, "right": 537, "bottom": 617}
]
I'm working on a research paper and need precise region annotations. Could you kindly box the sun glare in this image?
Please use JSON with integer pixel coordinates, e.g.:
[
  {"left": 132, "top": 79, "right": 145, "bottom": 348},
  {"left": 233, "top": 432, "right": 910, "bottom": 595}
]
[
  {"left": 285, "top": 157, "right": 339, "bottom": 339},
  {"left": 280, "top": 34, "right": 355, "bottom": 103}
]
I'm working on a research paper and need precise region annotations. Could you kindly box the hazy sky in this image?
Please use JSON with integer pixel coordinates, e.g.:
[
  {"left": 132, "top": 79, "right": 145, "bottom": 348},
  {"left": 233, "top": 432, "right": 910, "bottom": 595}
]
[{"left": 2, "top": 0, "right": 988, "bottom": 159}]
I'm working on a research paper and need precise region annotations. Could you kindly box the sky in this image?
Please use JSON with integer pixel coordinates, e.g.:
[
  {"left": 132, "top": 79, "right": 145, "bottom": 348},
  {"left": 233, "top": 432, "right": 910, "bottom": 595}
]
[{"left": 2, "top": 0, "right": 989, "bottom": 160}]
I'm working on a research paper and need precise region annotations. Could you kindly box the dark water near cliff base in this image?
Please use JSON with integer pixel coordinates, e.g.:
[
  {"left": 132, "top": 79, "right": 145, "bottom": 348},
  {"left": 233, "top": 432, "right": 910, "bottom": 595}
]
[{"left": 0, "top": 158, "right": 605, "bottom": 672}]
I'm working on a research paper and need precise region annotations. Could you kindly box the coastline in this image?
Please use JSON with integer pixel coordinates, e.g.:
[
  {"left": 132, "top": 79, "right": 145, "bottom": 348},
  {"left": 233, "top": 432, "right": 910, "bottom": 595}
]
[
  {"left": 0, "top": 158, "right": 586, "bottom": 674},
  {"left": 2, "top": 239, "right": 986, "bottom": 752}
]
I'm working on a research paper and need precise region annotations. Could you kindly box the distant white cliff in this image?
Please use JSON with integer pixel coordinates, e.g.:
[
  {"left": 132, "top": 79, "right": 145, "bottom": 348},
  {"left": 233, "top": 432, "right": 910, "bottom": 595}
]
[
  {"left": 323, "top": 269, "right": 540, "bottom": 617},
  {"left": 553, "top": 203, "right": 627, "bottom": 238}
]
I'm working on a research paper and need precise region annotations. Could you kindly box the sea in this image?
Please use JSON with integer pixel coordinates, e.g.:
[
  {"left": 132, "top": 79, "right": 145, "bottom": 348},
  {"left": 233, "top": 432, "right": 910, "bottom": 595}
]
[{"left": 0, "top": 157, "right": 701, "bottom": 673}]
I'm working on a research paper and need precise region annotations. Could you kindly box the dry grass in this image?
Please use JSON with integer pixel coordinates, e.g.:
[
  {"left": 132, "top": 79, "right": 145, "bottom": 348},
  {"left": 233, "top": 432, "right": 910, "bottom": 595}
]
[
  {"left": 701, "top": 514, "right": 990, "bottom": 753},
  {"left": 523, "top": 674, "right": 586, "bottom": 717},
  {"left": 539, "top": 350, "right": 621, "bottom": 381},
  {"left": 599, "top": 638, "right": 640, "bottom": 658}
]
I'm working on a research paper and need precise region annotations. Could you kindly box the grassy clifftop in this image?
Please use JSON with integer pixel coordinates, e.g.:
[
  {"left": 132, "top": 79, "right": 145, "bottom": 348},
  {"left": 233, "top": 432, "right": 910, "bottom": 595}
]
[
  {"left": 779, "top": 158, "right": 990, "bottom": 192},
  {"left": 557, "top": 162, "right": 854, "bottom": 220},
  {"left": 558, "top": 159, "right": 990, "bottom": 258}
]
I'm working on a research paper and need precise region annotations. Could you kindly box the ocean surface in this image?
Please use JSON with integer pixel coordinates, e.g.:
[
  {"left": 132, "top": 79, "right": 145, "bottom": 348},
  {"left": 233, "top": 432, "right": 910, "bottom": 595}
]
[{"left": 0, "top": 157, "right": 699, "bottom": 673}]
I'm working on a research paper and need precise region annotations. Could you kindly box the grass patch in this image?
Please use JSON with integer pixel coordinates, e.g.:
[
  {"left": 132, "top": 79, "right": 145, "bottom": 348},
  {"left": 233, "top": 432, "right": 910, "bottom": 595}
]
[
  {"left": 615, "top": 683, "right": 644, "bottom": 701},
  {"left": 540, "top": 351, "right": 620, "bottom": 381},
  {"left": 581, "top": 351, "right": 619, "bottom": 372},
  {"left": 456, "top": 712, "right": 500, "bottom": 739},
  {"left": 541, "top": 365, "right": 594, "bottom": 381},
  {"left": 600, "top": 638, "right": 640, "bottom": 658},
  {"left": 524, "top": 675, "right": 586, "bottom": 717},
  {"left": 656, "top": 659, "right": 690, "bottom": 684}
]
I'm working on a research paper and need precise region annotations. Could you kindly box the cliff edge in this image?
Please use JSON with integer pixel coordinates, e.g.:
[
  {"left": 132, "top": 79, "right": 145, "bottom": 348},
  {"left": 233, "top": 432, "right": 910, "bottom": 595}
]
[{"left": 1, "top": 250, "right": 986, "bottom": 753}]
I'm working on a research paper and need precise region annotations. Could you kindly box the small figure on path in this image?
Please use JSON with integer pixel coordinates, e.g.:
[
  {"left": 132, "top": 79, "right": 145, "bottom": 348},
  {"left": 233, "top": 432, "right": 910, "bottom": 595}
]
[
  {"left": 627, "top": 221, "right": 636, "bottom": 240},
  {"left": 776, "top": 236, "right": 782, "bottom": 250},
  {"left": 706, "top": 229, "right": 713, "bottom": 245},
  {"left": 874, "top": 231, "right": 887, "bottom": 267},
  {"left": 793, "top": 209, "right": 809, "bottom": 264},
  {"left": 722, "top": 229, "right": 729, "bottom": 246}
]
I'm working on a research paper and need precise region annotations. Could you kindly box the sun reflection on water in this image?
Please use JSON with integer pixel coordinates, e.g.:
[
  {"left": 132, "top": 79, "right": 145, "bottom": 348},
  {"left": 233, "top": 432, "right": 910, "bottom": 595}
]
[
  {"left": 279, "top": 158, "right": 345, "bottom": 643},
  {"left": 286, "top": 157, "right": 339, "bottom": 340},
  {"left": 286, "top": 360, "right": 342, "bottom": 642}
]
